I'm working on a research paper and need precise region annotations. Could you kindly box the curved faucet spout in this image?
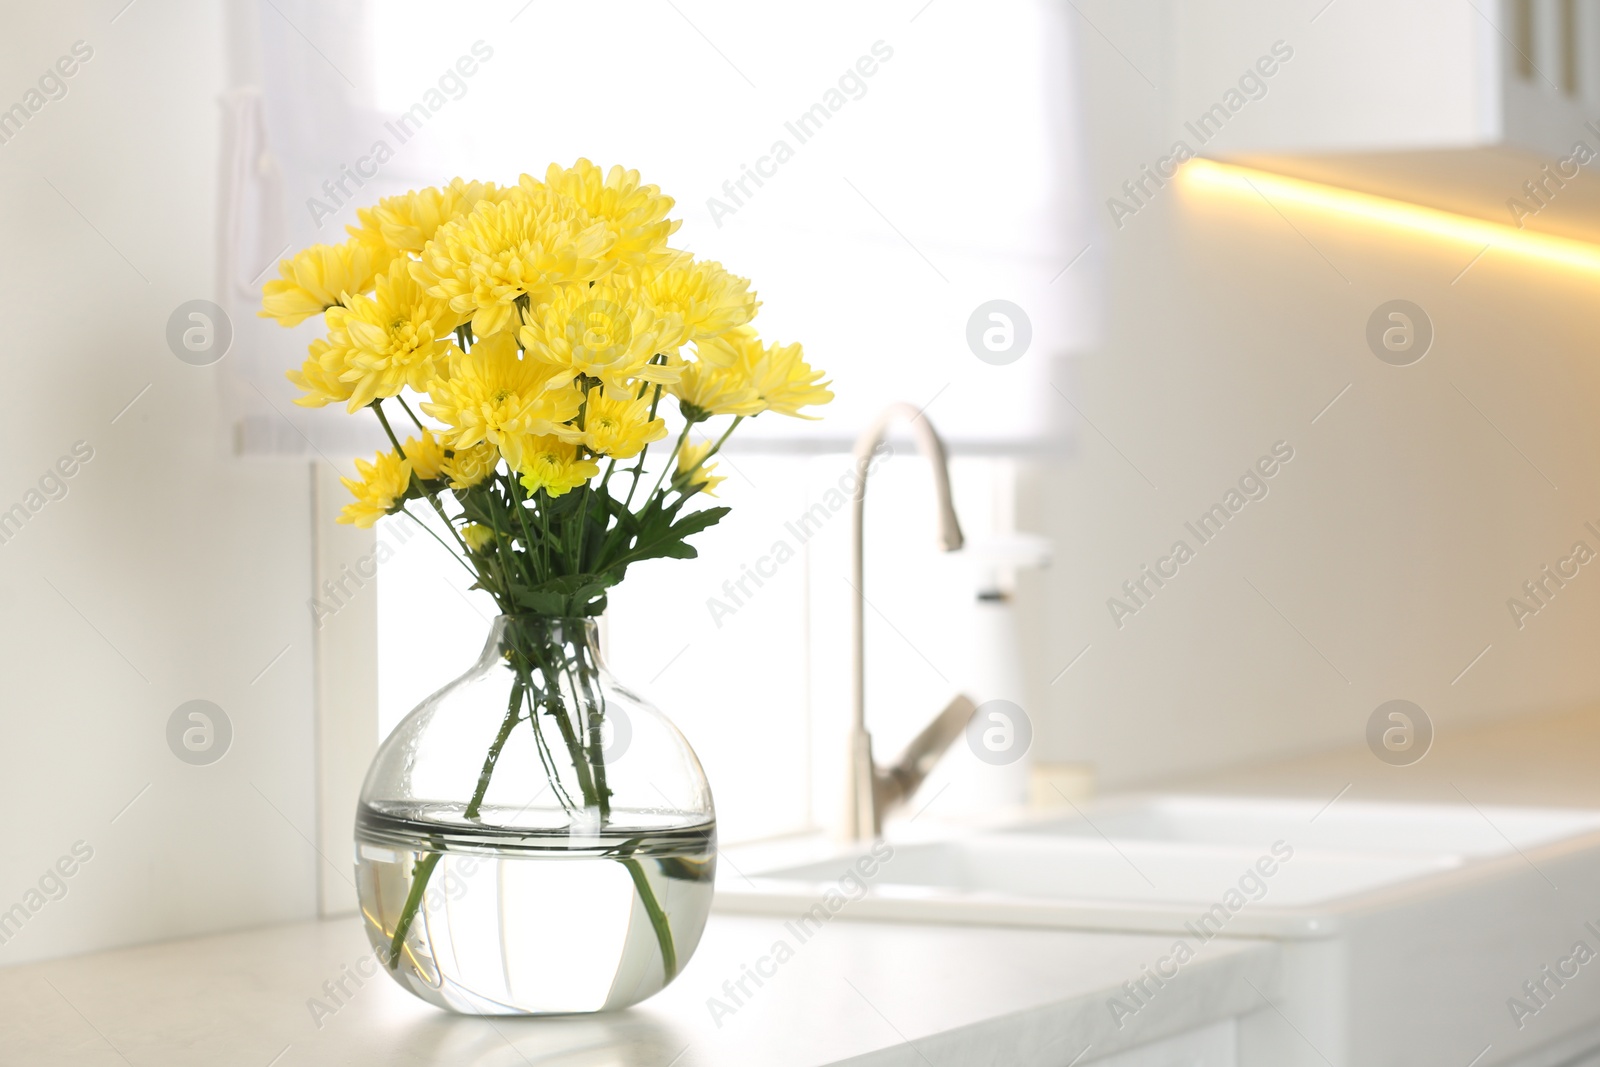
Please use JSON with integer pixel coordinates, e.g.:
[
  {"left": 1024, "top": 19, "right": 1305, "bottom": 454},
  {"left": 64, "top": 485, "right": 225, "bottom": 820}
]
[
  {"left": 852, "top": 402, "right": 963, "bottom": 558},
  {"left": 845, "top": 402, "right": 975, "bottom": 841}
]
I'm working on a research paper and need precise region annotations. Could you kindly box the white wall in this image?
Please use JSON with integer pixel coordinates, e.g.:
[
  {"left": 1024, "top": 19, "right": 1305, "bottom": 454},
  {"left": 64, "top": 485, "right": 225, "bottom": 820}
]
[
  {"left": 1033, "top": 0, "right": 1600, "bottom": 788},
  {"left": 0, "top": 1, "right": 320, "bottom": 965}
]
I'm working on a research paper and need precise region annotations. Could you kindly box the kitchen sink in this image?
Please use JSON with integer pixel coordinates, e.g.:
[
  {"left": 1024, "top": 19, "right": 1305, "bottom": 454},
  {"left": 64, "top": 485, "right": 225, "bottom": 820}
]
[
  {"left": 717, "top": 795, "right": 1600, "bottom": 937},
  {"left": 714, "top": 796, "right": 1600, "bottom": 1065},
  {"left": 723, "top": 833, "right": 1460, "bottom": 938},
  {"left": 1013, "top": 794, "right": 1600, "bottom": 857}
]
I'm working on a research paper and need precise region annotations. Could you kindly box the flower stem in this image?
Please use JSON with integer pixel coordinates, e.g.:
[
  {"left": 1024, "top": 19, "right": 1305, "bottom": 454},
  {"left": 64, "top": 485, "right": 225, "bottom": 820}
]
[
  {"left": 372, "top": 400, "right": 478, "bottom": 565},
  {"left": 701, "top": 416, "right": 743, "bottom": 464},
  {"left": 383, "top": 852, "right": 440, "bottom": 972},
  {"left": 622, "top": 857, "right": 677, "bottom": 980},
  {"left": 371, "top": 399, "right": 408, "bottom": 458},
  {"left": 504, "top": 471, "right": 539, "bottom": 572},
  {"left": 573, "top": 640, "right": 611, "bottom": 821},
  {"left": 647, "top": 425, "right": 691, "bottom": 501},
  {"left": 524, "top": 678, "right": 580, "bottom": 815},
  {"left": 399, "top": 505, "right": 477, "bottom": 581},
  {"left": 394, "top": 394, "right": 427, "bottom": 433},
  {"left": 527, "top": 637, "right": 600, "bottom": 811},
  {"left": 621, "top": 384, "right": 664, "bottom": 510},
  {"left": 465, "top": 672, "right": 527, "bottom": 821},
  {"left": 386, "top": 670, "right": 525, "bottom": 969}
]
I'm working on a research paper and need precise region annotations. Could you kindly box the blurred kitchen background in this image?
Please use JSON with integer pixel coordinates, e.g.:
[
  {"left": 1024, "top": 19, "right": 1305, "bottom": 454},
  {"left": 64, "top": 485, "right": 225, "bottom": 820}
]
[{"left": 4, "top": 0, "right": 1600, "bottom": 970}]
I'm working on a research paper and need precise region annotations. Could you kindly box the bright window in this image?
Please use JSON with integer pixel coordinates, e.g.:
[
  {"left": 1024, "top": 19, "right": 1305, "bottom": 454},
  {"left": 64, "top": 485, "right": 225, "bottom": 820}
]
[{"left": 261, "top": 0, "right": 1091, "bottom": 843}]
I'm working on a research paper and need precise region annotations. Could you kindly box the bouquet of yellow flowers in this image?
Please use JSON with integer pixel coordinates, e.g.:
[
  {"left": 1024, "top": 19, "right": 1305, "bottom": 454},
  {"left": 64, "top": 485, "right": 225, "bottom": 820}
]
[
  {"left": 261, "top": 160, "right": 830, "bottom": 1008},
  {"left": 264, "top": 159, "right": 830, "bottom": 605}
]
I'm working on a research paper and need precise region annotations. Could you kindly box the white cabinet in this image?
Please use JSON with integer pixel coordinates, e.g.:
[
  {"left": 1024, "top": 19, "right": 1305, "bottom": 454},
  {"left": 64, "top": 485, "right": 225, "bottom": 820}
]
[{"left": 1169, "top": 0, "right": 1593, "bottom": 158}]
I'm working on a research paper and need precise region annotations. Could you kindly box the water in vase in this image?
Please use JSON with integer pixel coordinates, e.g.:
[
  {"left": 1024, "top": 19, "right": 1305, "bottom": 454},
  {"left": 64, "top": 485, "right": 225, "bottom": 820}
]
[{"left": 355, "top": 803, "right": 716, "bottom": 1014}]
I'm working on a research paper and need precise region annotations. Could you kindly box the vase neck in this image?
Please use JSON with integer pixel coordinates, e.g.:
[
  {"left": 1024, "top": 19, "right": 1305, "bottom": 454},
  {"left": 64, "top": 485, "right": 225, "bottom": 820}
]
[{"left": 481, "top": 615, "right": 604, "bottom": 672}]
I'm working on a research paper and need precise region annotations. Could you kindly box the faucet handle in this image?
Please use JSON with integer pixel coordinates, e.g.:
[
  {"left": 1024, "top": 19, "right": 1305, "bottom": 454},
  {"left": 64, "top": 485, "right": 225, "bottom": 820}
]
[{"left": 880, "top": 694, "right": 979, "bottom": 807}]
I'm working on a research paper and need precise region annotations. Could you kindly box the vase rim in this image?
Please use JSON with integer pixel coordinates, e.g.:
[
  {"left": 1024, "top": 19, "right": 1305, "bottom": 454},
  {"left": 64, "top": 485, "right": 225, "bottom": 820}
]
[{"left": 493, "top": 613, "right": 601, "bottom": 623}]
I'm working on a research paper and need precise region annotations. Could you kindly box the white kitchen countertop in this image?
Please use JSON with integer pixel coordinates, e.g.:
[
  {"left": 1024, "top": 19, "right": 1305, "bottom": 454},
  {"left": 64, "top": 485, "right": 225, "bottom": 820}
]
[
  {"left": 18, "top": 705, "right": 1595, "bottom": 1064},
  {"left": 0, "top": 911, "right": 1276, "bottom": 1066}
]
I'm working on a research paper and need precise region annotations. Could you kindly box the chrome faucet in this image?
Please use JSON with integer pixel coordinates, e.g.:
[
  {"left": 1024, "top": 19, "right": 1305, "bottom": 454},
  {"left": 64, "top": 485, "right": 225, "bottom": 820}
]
[{"left": 845, "top": 402, "right": 978, "bottom": 841}]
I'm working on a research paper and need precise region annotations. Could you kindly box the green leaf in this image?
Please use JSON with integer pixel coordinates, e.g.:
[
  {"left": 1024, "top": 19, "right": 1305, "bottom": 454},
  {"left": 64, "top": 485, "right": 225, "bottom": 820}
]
[
  {"left": 507, "top": 571, "right": 621, "bottom": 617},
  {"left": 607, "top": 504, "right": 730, "bottom": 576}
]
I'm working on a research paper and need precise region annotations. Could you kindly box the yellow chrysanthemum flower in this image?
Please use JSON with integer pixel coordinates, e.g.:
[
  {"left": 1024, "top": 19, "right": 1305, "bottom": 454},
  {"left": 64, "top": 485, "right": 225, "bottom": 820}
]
[
  {"left": 321, "top": 259, "right": 462, "bottom": 411},
  {"left": 746, "top": 339, "right": 833, "bottom": 418},
  {"left": 460, "top": 523, "right": 495, "bottom": 552},
  {"left": 669, "top": 353, "right": 764, "bottom": 422},
  {"left": 700, "top": 328, "right": 834, "bottom": 418},
  {"left": 273, "top": 160, "right": 815, "bottom": 571},
  {"left": 518, "top": 283, "right": 680, "bottom": 396},
  {"left": 671, "top": 439, "right": 725, "bottom": 497},
  {"left": 441, "top": 441, "right": 499, "bottom": 489},
  {"left": 540, "top": 160, "right": 680, "bottom": 275},
  {"left": 421, "top": 331, "right": 583, "bottom": 470},
  {"left": 338, "top": 449, "right": 412, "bottom": 528},
  {"left": 582, "top": 391, "right": 666, "bottom": 459},
  {"left": 402, "top": 430, "right": 446, "bottom": 480},
  {"left": 348, "top": 178, "right": 509, "bottom": 260},
  {"left": 517, "top": 437, "right": 600, "bottom": 498},
  {"left": 261, "top": 240, "right": 380, "bottom": 327},
  {"left": 286, "top": 338, "right": 356, "bottom": 409},
  {"left": 411, "top": 182, "right": 615, "bottom": 338},
  {"left": 642, "top": 256, "right": 759, "bottom": 356}
]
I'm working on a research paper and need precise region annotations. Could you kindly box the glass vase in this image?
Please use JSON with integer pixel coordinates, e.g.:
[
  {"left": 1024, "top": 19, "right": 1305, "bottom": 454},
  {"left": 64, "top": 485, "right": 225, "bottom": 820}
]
[{"left": 355, "top": 615, "right": 716, "bottom": 1014}]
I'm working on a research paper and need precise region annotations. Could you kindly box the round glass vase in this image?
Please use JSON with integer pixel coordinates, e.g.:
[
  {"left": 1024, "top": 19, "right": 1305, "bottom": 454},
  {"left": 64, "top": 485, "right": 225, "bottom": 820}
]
[{"left": 355, "top": 615, "right": 716, "bottom": 1015}]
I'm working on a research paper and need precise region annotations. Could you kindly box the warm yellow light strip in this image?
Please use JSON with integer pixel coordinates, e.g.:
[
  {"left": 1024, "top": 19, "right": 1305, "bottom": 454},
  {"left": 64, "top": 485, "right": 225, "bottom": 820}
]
[{"left": 1181, "top": 157, "right": 1600, "bottom": 274}]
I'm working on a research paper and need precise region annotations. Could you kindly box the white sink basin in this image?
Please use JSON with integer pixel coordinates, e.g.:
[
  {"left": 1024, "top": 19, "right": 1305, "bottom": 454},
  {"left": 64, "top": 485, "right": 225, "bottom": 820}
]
[
  {"left": 1013, "top": 793, "right": 1600, "bottom": 857},
  {"left": 715, "top": 796, "right": 1600, "bottom": 1065},
  {"left": 738, "top": 835, "right": 1460, "bottom": 937},
  {"left": 718, "top": 795, "right": 1600, "bottom": 938}
]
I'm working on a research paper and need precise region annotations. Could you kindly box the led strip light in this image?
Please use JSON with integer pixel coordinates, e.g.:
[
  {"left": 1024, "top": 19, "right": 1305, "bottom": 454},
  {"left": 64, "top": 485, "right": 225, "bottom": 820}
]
[{"left": 1181, "top": 158, "right": 1600, "bottom": 274}]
